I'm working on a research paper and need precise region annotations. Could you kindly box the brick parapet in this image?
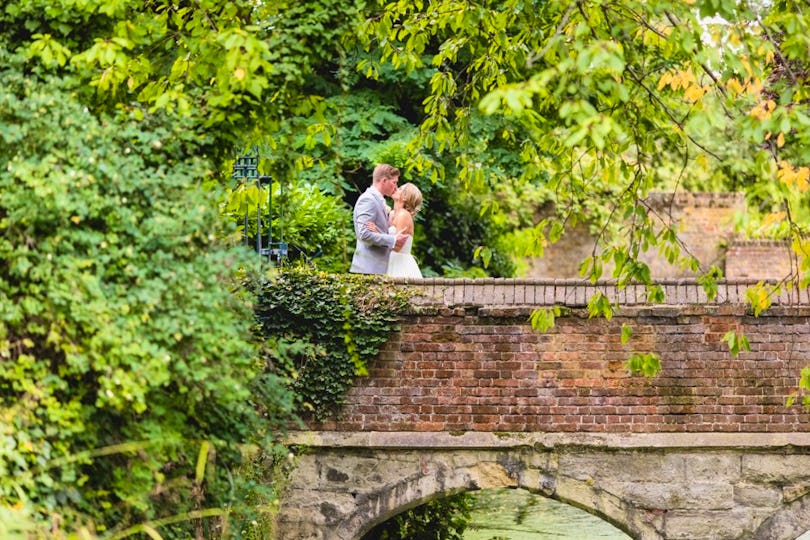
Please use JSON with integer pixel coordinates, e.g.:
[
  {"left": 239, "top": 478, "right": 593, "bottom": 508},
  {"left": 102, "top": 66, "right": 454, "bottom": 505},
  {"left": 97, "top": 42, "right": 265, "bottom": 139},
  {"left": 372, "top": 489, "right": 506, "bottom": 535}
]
[{"left": 308, "top": 304, "right": 810, "bottom": 434}]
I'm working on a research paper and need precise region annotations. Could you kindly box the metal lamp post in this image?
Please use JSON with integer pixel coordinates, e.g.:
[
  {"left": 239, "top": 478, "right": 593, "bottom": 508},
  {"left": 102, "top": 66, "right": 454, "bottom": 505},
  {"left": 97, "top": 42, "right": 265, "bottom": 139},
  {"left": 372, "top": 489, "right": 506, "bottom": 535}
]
[{"left": 231, "top": 153, "right": 287, "bottom": 265}]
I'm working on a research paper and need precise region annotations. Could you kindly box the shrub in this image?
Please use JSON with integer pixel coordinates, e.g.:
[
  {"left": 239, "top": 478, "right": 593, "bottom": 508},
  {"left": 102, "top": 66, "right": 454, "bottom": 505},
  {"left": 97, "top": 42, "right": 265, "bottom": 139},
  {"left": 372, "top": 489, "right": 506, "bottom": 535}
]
[{"left": 0, "top": 64, "right": 294, "bottom": 537}]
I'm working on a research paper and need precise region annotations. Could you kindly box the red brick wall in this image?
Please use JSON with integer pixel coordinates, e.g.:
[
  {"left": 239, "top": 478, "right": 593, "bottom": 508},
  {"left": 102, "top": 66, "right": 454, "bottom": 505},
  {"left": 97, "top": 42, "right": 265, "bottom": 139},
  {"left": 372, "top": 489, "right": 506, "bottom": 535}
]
[
  {"left": 312, "top": 305, "right": 810, "bottom": 433},
  {"left": 519, "top": 192, "right": 798, "bottom": 281},
  {"left": 725, "top": 240, "right": 793, "bottom": 280}
]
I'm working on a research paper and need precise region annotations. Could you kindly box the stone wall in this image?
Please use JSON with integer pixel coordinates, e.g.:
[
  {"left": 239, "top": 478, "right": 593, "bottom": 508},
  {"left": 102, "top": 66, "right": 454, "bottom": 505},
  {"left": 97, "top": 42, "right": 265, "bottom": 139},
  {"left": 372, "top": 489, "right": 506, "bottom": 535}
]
[
  {"left": 278, "top": 434, "right": 810, "bottom": 540},
  {"left": 310, "top": 304, "right": 810, "bottom": 434}
]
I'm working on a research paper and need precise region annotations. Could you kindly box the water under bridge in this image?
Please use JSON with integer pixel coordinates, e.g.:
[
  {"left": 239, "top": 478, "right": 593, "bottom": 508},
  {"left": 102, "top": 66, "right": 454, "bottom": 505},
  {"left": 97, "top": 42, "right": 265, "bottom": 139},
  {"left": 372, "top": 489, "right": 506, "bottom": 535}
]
[{"left": 276, "top": 278, "right": 810, "bottom": 540}]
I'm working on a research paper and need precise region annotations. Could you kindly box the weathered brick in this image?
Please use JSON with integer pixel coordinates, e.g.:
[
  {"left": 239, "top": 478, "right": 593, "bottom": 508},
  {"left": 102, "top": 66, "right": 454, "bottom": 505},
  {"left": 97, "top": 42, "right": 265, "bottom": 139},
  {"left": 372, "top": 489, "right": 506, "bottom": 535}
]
[{"left": 303, "top": 305, "right": 810, "bottom": 434}]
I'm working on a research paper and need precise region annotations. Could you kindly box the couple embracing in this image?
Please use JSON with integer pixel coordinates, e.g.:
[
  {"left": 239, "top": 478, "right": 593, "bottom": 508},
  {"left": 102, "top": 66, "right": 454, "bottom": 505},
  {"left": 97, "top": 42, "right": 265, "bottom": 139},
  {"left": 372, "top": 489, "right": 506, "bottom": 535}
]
[{"left": 349, "top": 164, "right": 423, "bottom": 278}]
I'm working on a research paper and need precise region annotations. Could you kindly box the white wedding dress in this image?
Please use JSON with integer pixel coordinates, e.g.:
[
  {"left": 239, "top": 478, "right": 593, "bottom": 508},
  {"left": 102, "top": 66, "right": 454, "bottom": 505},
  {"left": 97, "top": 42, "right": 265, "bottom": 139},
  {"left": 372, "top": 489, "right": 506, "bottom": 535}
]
[{"left": 387, "top": 226, "right": 422, "bottom": 278}]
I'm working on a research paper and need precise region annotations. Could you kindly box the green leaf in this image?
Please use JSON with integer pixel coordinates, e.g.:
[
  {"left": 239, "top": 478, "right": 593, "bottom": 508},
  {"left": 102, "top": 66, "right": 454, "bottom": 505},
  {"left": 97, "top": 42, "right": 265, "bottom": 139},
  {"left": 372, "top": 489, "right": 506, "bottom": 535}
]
[
  {"left": 620, "top": 323, "right": 633, "bottom": 344},
  {"left": 474, "top": 246, "right": 493, "bottom": 268},
  {"left": 195, "top": 441, "right": 210, "bottom": 485},
  {"left": 646, "top": 284, "right": 665, "bottom": 303},
  {"left": 530, "top": 306, "right": 560, "bottom": 333},
  {"left": 698, "top": 266, "right": 722, "bottom": 301},
  {"left": 587, "top": 291, "right": 613, "bottom": 321},
  {"left": 625, "top": 352, "right": 661, "bottom": 377},
  {"left": 722, "top": 331, "right": 751, "bottom": 356}
]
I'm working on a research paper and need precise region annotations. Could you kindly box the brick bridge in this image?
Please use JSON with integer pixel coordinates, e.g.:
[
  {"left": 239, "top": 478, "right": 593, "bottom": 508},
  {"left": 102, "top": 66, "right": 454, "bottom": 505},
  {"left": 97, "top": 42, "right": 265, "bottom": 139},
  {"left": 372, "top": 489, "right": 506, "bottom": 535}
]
[{"left": 276, "top": 279, "right": 810, "bottom": 540}]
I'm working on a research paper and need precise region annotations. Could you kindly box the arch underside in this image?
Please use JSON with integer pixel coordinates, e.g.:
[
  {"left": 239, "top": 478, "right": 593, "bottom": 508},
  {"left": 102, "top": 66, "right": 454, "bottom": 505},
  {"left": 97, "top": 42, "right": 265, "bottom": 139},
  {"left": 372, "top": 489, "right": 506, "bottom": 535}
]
[
  {"left": 341, "top": 449, "right": 646, "bottom": 540},
  {"left": 322, "top": 447, "right": 810, "bottom": 540}
]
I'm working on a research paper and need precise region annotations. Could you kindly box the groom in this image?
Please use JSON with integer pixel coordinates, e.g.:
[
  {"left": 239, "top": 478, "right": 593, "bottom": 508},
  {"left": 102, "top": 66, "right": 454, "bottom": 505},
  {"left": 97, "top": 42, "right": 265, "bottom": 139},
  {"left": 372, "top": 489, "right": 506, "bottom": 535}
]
[{"left": 349, "top": 164, "right": 409, "bottom": 274}]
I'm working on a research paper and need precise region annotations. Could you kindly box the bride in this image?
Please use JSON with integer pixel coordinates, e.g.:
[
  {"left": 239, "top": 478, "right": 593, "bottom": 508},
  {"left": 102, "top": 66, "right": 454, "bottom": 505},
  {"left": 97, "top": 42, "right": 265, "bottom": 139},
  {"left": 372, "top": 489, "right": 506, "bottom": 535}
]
[
  {"left": 386, "top": 183, "right": 423, "bottom": 278},
  {"left": 365, "top": 182, "right": 423, "bottom": 278}
]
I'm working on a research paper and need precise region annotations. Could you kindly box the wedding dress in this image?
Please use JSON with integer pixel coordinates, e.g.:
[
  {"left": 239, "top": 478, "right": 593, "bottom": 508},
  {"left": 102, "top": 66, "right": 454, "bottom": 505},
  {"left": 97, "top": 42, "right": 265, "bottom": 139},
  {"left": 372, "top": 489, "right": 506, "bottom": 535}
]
[{"left": 387, "top": 226, "right": 422, "bottom": 278}]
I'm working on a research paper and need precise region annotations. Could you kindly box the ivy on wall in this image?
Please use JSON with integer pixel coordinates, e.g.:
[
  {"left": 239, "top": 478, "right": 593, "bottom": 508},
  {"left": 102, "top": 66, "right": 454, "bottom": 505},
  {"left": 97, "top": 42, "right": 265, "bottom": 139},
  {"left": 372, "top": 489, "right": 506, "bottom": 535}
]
[{"left": 253, "top": 266, "right": 410, "bottom": 421}]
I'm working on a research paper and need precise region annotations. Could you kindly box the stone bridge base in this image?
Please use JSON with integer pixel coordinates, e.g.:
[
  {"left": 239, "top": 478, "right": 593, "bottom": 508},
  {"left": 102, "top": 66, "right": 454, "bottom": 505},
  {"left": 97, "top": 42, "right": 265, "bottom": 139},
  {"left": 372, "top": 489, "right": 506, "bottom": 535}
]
[{"left": 276, "top": 432, "right": 810, "bottom": 540}]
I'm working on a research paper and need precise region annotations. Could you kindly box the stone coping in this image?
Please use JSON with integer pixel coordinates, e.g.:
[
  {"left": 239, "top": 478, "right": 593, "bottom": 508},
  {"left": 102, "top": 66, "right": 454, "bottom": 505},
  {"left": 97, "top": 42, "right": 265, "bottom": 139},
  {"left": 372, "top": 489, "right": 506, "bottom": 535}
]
[
  {"left": 285, "top": 431, "right": 810, "bottom": 450},
  {"left": 385, "top": 278, "right": 810, "bottom": 307}
]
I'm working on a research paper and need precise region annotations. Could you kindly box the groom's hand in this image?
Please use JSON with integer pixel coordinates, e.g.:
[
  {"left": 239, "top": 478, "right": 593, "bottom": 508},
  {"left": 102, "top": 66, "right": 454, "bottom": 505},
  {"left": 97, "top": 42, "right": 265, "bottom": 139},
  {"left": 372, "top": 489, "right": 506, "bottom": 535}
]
[{"left": 394, "top": 233, "right": 409, "bottom": 251}]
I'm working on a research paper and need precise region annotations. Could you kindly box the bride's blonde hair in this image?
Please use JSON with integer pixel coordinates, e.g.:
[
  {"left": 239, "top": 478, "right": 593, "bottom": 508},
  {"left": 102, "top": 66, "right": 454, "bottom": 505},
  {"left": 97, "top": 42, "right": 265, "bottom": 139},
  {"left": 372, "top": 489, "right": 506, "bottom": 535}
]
[{"left": 399, "top": 183, "right": 423, "bottom": 215}]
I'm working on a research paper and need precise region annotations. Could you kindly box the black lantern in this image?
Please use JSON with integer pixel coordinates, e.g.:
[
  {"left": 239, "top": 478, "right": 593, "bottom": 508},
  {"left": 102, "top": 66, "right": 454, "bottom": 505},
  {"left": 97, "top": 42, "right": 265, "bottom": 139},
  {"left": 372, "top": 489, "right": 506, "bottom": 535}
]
[{"left": 231, "top": 154, "right": 287, "bottom": 265}]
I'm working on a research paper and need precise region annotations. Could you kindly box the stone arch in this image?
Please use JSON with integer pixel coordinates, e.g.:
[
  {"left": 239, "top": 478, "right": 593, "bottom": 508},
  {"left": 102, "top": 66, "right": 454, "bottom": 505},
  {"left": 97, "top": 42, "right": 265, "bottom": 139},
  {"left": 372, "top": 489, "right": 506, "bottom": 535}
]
[
  {"left": 350, "top": 486, "right": 473, "bottom": 540},
  {"left": 752, "top": 492, "right": 810, "bottom": 540},
  {"left": 277, "top": 439, "right": 810, "bottom": 540},
  {"left": 515, "top": 456, "right": 660, "bottom": 540},
  {"left": 336, "top": 447, "right": 649, "bottom": 540},
  {"left": 340, "top": 451, "right": 522, "bottom": 540},
  {"left": 520, "top": 486, "right": 644, "bottom": 539}
]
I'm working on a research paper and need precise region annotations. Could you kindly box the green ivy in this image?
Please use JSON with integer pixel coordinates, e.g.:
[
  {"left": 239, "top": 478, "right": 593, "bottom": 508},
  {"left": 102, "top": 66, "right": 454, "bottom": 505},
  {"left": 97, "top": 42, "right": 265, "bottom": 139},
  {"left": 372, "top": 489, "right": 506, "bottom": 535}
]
[{"left": 253, "top": 266, "right": 410, "bottom": 421}]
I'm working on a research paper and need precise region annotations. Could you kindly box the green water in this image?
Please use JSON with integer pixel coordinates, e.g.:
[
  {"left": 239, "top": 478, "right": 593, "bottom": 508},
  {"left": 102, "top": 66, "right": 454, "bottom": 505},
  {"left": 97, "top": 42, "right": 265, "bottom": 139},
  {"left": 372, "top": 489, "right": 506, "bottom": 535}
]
[
  {"left": 464, "top": 488, "right": 810, "bottom": 540},
  {"left": 463, "top": 488, "right": 631, "bottom": 540}
]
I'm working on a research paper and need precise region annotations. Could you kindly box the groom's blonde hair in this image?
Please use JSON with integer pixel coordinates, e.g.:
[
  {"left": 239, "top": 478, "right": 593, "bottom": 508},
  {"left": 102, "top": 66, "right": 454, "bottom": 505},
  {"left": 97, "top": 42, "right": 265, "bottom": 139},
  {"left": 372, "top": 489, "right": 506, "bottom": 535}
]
[{"left": 372, "top": 164, "right": 400, "bottom": 184}]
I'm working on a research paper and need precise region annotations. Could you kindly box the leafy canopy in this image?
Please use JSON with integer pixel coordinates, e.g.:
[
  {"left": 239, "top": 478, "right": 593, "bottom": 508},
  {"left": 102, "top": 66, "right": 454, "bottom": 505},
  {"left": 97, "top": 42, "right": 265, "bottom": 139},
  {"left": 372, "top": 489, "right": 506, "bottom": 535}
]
[
  {"left": 358, "top": 0, "right": 810, "bottom": 290},
  {"left": 0, "top": 0, "right": 310, "bottom": 536}
]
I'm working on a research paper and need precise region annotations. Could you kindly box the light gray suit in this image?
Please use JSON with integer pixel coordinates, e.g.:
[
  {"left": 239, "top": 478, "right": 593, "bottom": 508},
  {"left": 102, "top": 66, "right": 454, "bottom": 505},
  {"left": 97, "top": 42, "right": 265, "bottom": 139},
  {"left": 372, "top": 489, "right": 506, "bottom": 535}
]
[{"left": 350, "top": 187, "right": 396, "bottom": 274}]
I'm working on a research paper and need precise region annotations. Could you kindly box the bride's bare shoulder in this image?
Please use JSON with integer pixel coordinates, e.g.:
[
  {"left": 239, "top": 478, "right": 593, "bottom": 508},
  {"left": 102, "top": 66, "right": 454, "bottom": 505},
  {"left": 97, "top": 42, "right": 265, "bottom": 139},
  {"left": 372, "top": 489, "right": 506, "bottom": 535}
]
[{"left": 391, "top": 209, "right": 413, "bottom": 233}]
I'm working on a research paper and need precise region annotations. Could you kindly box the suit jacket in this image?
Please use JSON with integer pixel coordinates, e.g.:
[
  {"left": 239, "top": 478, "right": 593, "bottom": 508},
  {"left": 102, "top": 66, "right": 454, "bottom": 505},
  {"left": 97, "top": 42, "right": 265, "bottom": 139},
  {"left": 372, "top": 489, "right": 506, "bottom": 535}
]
[{"left": 350, "top": 187, "right": 395, "bottom": 274}]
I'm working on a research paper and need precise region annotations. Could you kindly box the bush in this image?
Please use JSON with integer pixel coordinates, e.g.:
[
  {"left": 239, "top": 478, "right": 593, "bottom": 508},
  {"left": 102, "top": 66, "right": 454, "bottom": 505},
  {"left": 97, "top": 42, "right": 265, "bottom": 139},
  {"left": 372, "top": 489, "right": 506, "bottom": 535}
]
[
  {"left": 0, "top": 65, "right": 294, "bottom": 537},
  {"left": 221, "top": 178, "right": 353, "bottom": 272}
]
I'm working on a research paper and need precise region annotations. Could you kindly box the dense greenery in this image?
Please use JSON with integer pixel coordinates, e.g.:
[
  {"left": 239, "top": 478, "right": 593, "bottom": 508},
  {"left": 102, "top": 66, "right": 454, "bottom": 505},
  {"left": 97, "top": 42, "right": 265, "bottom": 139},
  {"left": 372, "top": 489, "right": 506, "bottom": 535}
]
[
  {"left": 229, "top": 0, "right": 810, "bottom": 287},
  {"left": 0, "top": 60, "right": 295, "bottom": 537},
  {"left": 0, "top": 0, "right": 303, "bottom": 536},
  {"left": 354, "top": 0, "right": 810, "bottom": 294},
  {"left": 2, "top": 0, "right": 810, "bottom": 536},
  {"left": 221, "top": 177, "right": 354, "bottom": 272},
  {"left": 254, "top": 266, "right": 410, "bottom": 420},
  {"left": 362, "top": 492, "right": 476, "bottom": 540}
]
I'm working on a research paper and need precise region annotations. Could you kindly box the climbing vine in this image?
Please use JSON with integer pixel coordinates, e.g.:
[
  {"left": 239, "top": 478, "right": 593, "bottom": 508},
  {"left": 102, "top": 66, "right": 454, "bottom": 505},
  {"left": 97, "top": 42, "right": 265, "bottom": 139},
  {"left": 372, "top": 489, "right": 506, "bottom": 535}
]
[{"left": 253, "top": 265, "right": 411, "bottom": 421}]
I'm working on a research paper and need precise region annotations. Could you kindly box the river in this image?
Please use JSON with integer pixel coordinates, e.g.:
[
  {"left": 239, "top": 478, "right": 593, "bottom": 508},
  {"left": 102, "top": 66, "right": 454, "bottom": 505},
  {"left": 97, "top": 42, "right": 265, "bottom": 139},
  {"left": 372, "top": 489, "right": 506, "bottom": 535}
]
[
  {"left": 463, "top": 488, "right": 630, "bottom": 539},
  {"left": 463, "top": 488, "right": 810, "bottom": 539}
]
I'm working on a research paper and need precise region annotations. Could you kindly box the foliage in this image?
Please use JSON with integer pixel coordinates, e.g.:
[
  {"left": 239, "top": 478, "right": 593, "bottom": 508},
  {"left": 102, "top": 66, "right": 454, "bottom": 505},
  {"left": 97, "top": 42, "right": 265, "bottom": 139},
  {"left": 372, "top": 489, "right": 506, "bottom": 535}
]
[
  {"left": 220, "top": 177, "right": 353, "bottom": 272},
  {"left": 722, "top": 331, "right": 751, "bottom": 357},
  {"left": 0, "top": 69, "right": 294, "bottom": 537},
  {"left": 236, "top": 18, "right": 537, "bottom": 278},
  {"left": 417, "top": 181, "right": 518, "bottom": 277},
  {"left": 362, "top": 492, "right": 476, "bottom": 540},
  {"left": 625, "top": 353, "right": 663, "bottom": 378},
  {"left": 0, "top": 0, "right": 308, "bottom": 533},
  {"left": 253, "top": 265, "right": 410, "bottom": 420},
  {"left": 530, "top": 306, "right": 562, "bottom": 333},
  {"left": 358, "top": 0, "right": 810, "bottom": 294},
  {"left": 787, "top": 366, "right": 810, "bottom": 410},
  {"left": 5, "top": 0, "right": 326, "bottom": 159}
]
